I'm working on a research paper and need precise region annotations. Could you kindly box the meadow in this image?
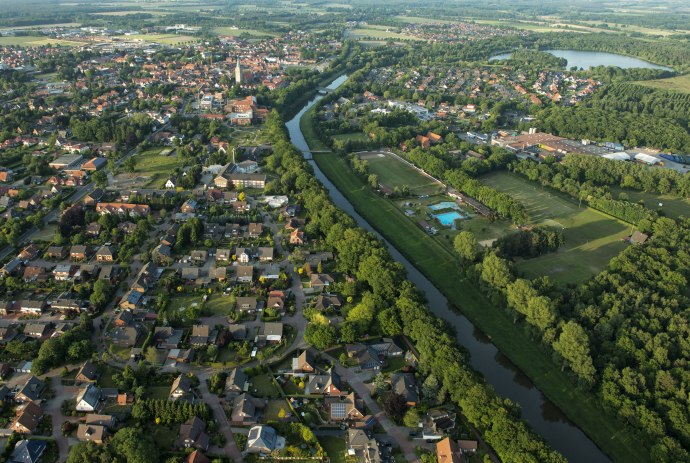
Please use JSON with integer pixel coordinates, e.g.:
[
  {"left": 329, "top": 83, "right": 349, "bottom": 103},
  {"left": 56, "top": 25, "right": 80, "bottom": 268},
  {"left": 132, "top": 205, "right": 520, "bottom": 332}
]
[
  {"left": 610, "top": 185, "right": 690, "bottom": 218},
  {"left": 132, "top": 148, "right": 184, "bottom": 188},
  {"left": 345, "top": 26, "right": 421, "bottom": 41},
  {"left": 480, "top": 171, "right": 629, "bottom": 284},
  {"left": 634, "top": 73, "right": 690, "bottom": 93}
]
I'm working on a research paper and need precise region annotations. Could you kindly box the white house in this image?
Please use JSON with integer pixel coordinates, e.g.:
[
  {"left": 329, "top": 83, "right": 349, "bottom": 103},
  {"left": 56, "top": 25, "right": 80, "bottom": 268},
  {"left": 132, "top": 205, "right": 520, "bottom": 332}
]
[
  {"left": 247, "top": 425, "right": 285, "bottom": 454},
  {"left": 76, "top": 384, "right": 102, "bottom": 412}
]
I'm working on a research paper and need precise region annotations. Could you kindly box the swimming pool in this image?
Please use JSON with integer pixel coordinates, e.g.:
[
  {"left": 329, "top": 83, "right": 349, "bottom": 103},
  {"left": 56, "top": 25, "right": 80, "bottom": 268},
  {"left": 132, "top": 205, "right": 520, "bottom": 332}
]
[
  {"left": 434, "top": 211, "right": 464, "bottom": 227},
  {"left": 429, "top": 201, "right": 460, "bottom": 211}
]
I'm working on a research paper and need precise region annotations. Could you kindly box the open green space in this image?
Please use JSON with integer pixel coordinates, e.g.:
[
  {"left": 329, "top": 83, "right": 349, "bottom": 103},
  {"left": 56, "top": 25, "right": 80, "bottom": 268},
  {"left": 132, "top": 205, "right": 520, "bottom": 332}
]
[
  {"left": 111, "top": 34, "right": 198, "bottom": 44},
  {"left": 610, "top": 185, "right": 690, "bottom": 218},
  {"left": 361, "top": 152, "right": 442, "bottom": 195},
  {"left": 318, "top": 435, "right": 347, "bottom": 463},
  {"left": 308, "top": 151, "right": 644, "bottom": 463},
  {"left": 480, "top": 171, "right": 629, "bottom": 284},
  {"left": 249, "top": 374, "right": 281, "bottom": 399},
  {"left": 332, "top": 132, "right": 369, "bottom": 143},
  {"left": 263, "top": 398, "right": 291, "bottom": 421},
  {"left": 203, "top": 294, "right": 234, "bottom": 317},
  {"left": 634, "top": 73, "right": 690, "bottom": 93},
  {"left": 132, "top": 148, "right": 184, "bottom": 188}
]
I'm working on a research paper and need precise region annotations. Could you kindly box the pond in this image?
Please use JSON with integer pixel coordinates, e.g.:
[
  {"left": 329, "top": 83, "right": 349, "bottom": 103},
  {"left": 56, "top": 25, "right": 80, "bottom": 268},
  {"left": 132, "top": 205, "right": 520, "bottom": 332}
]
[{"left": 490, "top": 49, "right": 673, "bottom": 71}]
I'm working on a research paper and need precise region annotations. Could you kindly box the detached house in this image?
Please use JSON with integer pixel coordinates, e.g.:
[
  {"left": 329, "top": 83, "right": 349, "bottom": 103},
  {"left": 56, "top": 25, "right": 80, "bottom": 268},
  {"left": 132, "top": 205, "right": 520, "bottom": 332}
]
[
  {"left": 70, "top": 245, "right": 88, "bottom": 261},
  {"left": 177, "top": 417, "right": 210, "bottom": 451},
  {"left": 170, "top": 375, "right": 192, "bottom": 401},
  {"left": 76, "top": 384, "right": 102, "bottom": 412},
  {"left": 95, "top": 246, "right": 115, "bottom": 262}
]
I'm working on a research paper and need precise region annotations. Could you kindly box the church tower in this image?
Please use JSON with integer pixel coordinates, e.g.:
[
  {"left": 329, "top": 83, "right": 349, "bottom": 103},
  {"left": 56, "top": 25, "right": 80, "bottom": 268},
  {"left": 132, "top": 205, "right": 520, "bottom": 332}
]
[{"left": 234, "top": 59, "right": 242, "bottom": 85}]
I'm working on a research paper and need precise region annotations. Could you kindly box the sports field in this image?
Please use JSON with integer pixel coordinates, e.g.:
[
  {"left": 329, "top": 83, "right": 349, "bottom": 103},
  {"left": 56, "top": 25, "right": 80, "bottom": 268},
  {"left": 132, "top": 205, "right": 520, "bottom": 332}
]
[
  {"left": 610, "top": 186, "right": 690, "bottom": 218},
  {"left": 481, "top": 171, "right": 629, "bottom": 284},
  {"left": 358, "top": 151, "right": 443, "bottom": 195}
]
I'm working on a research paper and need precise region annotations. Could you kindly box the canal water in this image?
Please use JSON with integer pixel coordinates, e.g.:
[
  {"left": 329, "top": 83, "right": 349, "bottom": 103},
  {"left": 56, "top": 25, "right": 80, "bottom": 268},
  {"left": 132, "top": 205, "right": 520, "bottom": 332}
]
[{"left": 286, "top": 74, "right": 611, "bottom": 463}]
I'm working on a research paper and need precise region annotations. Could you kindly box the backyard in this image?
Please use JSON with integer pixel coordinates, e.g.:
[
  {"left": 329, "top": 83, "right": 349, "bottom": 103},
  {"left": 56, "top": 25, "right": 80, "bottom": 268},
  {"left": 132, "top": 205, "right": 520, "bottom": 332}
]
[{"left": 480, "top": 171, "right": 630, "bottom": 284}]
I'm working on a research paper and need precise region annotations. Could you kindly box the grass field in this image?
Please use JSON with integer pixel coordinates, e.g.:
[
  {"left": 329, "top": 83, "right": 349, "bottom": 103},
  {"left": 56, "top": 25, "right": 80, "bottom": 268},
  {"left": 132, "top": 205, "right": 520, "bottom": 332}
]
[
  {"left": 0, "top": 36, "right": 85, "bottom": 47},
  {"left": 308, "top": 149, "right": 644, "bottom": 463},
  {"left": 318, "top": 436, "right": 347, "bottom": 463},
  {"left": 635, "top": 73, "right": 690, "bottom": 93},
  {"left": 212, "top": 27, "right": 279, "bottom": 37},
  {"left": 360, "top": 152, "right": 443, "bottom": 195},
  {"left": 204, "top": 294, "right": 234, "bottom": 317},
  {"left": 133, "top": 148, "right": 183, "bottom": 188},
  {"left": 481, "top": 171, "right": 629, "bottom": 284},
  {"left": 610, "top": 186, "right": 690, "bottom": 218}
]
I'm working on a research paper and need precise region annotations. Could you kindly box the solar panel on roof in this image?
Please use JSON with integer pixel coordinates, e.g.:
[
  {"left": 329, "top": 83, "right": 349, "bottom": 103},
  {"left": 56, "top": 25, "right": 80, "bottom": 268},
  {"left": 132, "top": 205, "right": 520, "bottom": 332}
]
[{"left": 331, "top": 402, "right": 346, "bottom": 419}]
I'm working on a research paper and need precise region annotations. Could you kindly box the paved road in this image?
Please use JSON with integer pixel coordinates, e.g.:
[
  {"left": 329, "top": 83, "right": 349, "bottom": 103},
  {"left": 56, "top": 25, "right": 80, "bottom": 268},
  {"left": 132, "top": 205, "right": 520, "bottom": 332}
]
[{"left": 197, "top": 372, "right": 244, "bottom": 463}]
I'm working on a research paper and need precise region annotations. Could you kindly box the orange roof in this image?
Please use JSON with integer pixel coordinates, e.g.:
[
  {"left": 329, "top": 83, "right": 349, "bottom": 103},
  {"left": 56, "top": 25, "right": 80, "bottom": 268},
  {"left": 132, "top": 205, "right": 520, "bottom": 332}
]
[{"left": 436, "top": 438, "right": 462, "bottom": 463}]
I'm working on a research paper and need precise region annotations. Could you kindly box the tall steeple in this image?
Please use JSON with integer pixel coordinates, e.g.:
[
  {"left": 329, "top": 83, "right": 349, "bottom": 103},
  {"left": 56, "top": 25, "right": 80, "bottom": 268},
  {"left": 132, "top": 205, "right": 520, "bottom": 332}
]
[{"left": 234, "top": 59, "right": 242, "bottom": 85}]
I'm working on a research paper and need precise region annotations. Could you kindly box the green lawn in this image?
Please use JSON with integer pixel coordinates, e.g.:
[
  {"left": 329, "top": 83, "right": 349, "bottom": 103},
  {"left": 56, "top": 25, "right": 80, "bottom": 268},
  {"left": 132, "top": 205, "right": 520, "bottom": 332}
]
[
  {"left": 610, "top": 185, "right": 690, "bottom": 218},
  {"left": 249, "top": 374, "right": 281, "bottom": 399},
  {"left": 363, "top": 152, "right": 443, "bottom": 196},
  {"left": 204, "top": 294, "right": 235, "bottom": 317},
  {"left": 263, "top": 398, "right": 291, "bottom": 421},
  {"left": 318, "top": 435, "right": 347, "bottom": 463},
  {"left": 147, "top": 385, "right": 171, "bottom": 401},
  {"left": 480, "top": 171, "right": 629, "bottom": 284},
  {"left": 133, "top": 148, "right": 184, "bottom": 188},
  {"left": 299, "top": 109, "right": 332, "bottom": 152},
  {"left": 309, "top": 152, "right": 646, "bottom": 463}
]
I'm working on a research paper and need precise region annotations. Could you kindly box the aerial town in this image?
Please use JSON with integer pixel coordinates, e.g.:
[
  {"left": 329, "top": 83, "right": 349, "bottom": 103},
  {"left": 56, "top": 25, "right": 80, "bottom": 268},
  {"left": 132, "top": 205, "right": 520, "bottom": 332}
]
[{"left": 0, "top": 1, "right": 689, "bottom": 463}]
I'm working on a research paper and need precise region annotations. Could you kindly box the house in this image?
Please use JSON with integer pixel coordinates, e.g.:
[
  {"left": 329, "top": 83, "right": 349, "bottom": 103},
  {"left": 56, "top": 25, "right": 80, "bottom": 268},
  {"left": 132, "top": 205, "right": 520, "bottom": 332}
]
[
  {"left": 349, "top": 345, "right": 383, "bottom": 370},
  {"left": 235, "top": 160, "right": 258, "bottom": 173},
  {"left": 108, "top": 325, "right": 141, "bottom": 347},
  {"left": 215, "top": 249, "right": 231, "bottom": 262},
  {"left": 305, "top": 369, "right": 344, "bottom": 396},
  {"left": 289, "top": 229, "right": 305, "bottom": 245},
  {"left": 180, "top": 199, "right": 198, "bottom": 214},
  {"left": 15, "top": 361, "right": 32, "bottom": 374},
  {"left": 119, "top": 290, "right": 144, "bottom": 311},
  {"left": 293, "top": 349, "right": 316, "bottom": 374},
  {"left": 235, "top": 247, "right": 251, "bottom": 263},
  {"left": 246, "top": 425, "right": 285, "bottom": 454},
  {"left": 315, "top": 294, "right": 343, "bottom": 312},
  {"left": 74, "top": 361, "right": 98, "bottom": 384},
  {"left": 310, "top": 273, "right": 334, "bottom": 291},
  {"left": 86, "top": 223, "right": 102, "bottom": 237},
  {"left": 423, "top": 409, "right": 456, "bottom": 440},
  {"left": 170, "top": 375, "right": 192, "bottom": 401},
  {"left": 81, "top": 157, "right": 107, "bottom": 171},
  {"left": 224, "top": 223, "right": 241, "bottom": 238},
  {"left": 85, "top": 414, "right": 117, "bottom": 428},
  {"left": 177, "top": 416, "right": 210, "bottom": 451},
  {"left": 45, "top": 246, "right": 67, "bottom": 260},
  {"left": 83, "top": 189, "right": 105, "bottom": 207},
  {"left": 458, "top": 440, "right": 478, "bottom": 455},
  {"left": 187, "top": 450, "right": 210, "bottom": 463},
  {"left": 266, "top": 293, "right": 285, "bottom": 313},
  {"left": 231, "top": 393, "right": 265, "bottom": 424},
  {"left": 630, "top": 231, "right": 649, "bottom": 245},
  {"left": 228, "top": 324, "right": 248, "bottom": 341},
  {"left": 224, "top": 368, "right": 247, "bottom": 396},
  {"left": 168, "top": 349, "right": 195, "bottom": 364},
  {"left": 152, "top": 244, "right": 173, "bottom": 265},
  {"left": 76, "top": 424, "right": 108, "bottom": 444},
  {"left": 10, "top": 439, "right": 47, "bottom": 463},
  {"left": 19, "top": 300, "right": 46, "bottom": 315},
  {"left": 262, "top": 264, "right": 281, "bottom": 280},
  {"left": 347, "top": 429, "right": 381, "bottom": 463},
  {"left": 10, "top": 401, "right": 43, "bottom": 434},
  {"left": 96, "top": 203, "right": 150, "bottom": 217},
  {"left": 22, "top": 266, "right": 47, "bottom": 284},
  {"left": 262, "top": 322, "right": 283, "bottom": 342},
  {"left": 0, "top": 258, "right": 22, "bottom": 278},
  {"left": 257, "top": 247, "right": 273, "bottom": 262},
  {"left": 18, "top": 244, "right": 40, "bottom": 261},
  {"left": 70, "top": 245, "right": 88, "bottom": 261},
  {"left": 247, "top": 222, "right": 262, "bottom": 238},
  {"left": 153, "top": 327, "right": 184, "bottom": 349},
  {"left": 390, "top": 372, "right": 419, "bottom": 406},
  {"left": 190, "top": 325, "right": 214, "bottom": 346},
  {"left": 165, "top": 176, "right": 179, "bottom": 189},
  {"left": 76, "top": 384, "right": 102, "bottom": 412},
  {"left": 16, "top": 376, "right": 45, "bottom": 403},
  {"left": 236, "top": 297, "right": 258, "bottom": 313},
  {"left": 236, "top": 265, "right": 253, "bottom": 283},
  {"left": 53, "top": 265, "right": 73, "bottom": 281},
  {"left": 191, "top": 250, "right": 208, "bottom": 264},
  {"left": 326, "top": 392, "right": 365, "bottom": 422},
  {"left": 114, "top": 310, "right": 133, "bottom": 327},
  {"left": 370, "top": 338, "right": 404, "bottom": 357},
  {"left": 95, "top": 245, "right": 115, "bottom": 262},
  {"left": 436, "top": 437, "right": 463, "bottom": 463},
  {"left": 209, "top": 266, "right": 227, "bottom": 282},
  {"left": 24, "top": 324, "right": 48, "bottom": 339}
]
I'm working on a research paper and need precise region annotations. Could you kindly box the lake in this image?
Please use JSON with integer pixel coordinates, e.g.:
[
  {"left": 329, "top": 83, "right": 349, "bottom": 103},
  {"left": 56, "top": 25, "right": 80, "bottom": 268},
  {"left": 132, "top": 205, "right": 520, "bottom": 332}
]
[{"left": 490, "top": 49, "right": 673, "bottom": 70}]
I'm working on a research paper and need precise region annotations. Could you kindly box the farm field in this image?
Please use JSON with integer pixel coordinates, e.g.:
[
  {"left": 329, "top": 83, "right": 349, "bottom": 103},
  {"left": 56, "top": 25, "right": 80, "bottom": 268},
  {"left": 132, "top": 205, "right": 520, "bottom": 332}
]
[
  {"left": 345, "top": 27, "right": 421, "bottom": 41},
  {"left": 212, "top": 27, "right": 279, "bottom": 37},
  {"left": 111, "top": 33, "right": 198, "bottom": 44},
  {"left": 634, "top": 73, "right": 690, "bottom": 93},
  {"left": 132, "top": 147, "right": 183, "bottom": 188},
  {"left": 480, "top": 171, "right": 629, "bottom": 284},
  {"left": 310, "top": 150, "right": 643, "bottom": 463},
  {"left": 0, "top": 36, "right": 85, "bottom": 47},
  {"left": 358, "top": 151, "right": 443, "bottom": 195},
  {"left": 610, "top": 186, "right": 690, "bottom": 218}
]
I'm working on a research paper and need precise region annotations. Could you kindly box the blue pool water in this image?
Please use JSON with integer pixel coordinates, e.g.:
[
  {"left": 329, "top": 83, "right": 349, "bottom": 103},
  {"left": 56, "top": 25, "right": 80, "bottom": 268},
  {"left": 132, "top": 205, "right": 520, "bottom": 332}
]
[
  {"left": 435, "top": 211, "right": 464, "bottom": 227},
  {"left": 429, "top": 201, "right": 459, "bottom": 211}
]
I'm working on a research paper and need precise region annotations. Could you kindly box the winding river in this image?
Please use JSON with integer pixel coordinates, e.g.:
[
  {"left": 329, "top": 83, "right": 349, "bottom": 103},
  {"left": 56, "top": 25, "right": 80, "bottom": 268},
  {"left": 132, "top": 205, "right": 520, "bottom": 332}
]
[{"left": 286, "top": 74, "right": 611, "bottom": 463}]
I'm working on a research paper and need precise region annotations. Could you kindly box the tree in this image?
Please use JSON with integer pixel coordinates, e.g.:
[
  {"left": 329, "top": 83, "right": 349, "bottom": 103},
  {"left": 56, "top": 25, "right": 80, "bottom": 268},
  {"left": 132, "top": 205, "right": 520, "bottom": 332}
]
[
  {"left": 123, "top": 157, "right": 136, "bottom": 174},
  {"left": 403, "top": 408, "right": 420, "bottom": 428},
  {"left": 92, "top": 170, "right": 108, "bottom": 188},
  {"left": 368, "top": 173, "right": 379, "bottom": 189},
  {"left": 383, "top": 392, "right": 408, "bottom": 422},
  {"left": 339, "top": 321, "right": 358, "bottom": 343},
  {"left": 110, "top": 427, "right": 159, "bottom": 463},
  {"left": 90, "top": 279, "right": 113, "bottom": 311},
  {"left": 553, "top": 321, "right": 596, "bottom": 385},
  {"left": 145, "top": 346, "right": 158, "bottom": 365},
  {"left": 454, "top": 231, "right": 479, "bottom": 262},
  {"left": 304, "top": 323, "right": 337, "bottom": 350}
]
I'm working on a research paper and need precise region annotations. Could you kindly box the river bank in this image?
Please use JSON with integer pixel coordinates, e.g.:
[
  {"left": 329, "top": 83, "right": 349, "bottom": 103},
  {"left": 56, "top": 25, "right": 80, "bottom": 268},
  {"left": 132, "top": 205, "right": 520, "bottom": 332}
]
[{"left": 288, "top": 79, "right": 640, "bottom": 463}]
